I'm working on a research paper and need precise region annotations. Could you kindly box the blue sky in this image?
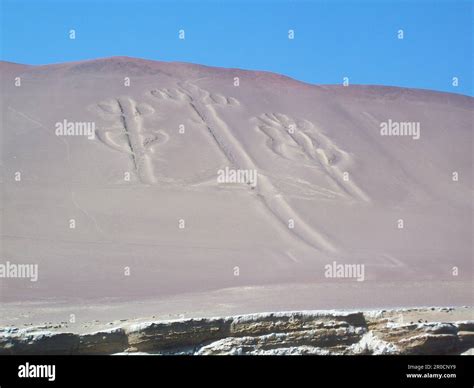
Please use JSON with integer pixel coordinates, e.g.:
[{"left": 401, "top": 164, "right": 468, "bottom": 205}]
[{"left": 1, "top": 0, "right": 472, "bottom": 95}]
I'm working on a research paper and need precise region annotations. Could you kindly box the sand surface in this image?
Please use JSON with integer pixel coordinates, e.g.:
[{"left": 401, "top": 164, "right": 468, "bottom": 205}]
[{"left": 1, "top": 57, "right": 472, "bottom": 326}]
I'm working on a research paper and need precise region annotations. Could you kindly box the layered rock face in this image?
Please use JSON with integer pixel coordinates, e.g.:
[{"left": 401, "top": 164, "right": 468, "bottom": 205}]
[{"left": 1, "top": 308, "right": 472, "bottom": 355}]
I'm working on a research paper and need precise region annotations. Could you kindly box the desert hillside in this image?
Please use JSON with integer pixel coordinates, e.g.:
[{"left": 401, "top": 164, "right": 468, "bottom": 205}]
[{"left": 1, "top": 57, "right": 472, "bottom": 325}]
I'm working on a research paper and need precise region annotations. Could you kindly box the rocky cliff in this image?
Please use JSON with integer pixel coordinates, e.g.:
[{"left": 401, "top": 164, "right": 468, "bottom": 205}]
[{"left": 1, "top": 307, "right": 472, "bottom": 355}]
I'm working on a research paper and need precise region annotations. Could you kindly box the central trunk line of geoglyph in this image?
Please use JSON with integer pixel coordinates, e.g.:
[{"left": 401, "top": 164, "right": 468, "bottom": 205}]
[
  {"left": 116, "top": 98, "right": 156, "bottom": 184},
  {"left": 179, "top": 84, "right": 339, "bottom": 254}
]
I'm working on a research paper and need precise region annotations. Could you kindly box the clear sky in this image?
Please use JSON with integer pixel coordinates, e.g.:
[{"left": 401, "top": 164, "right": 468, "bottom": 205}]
[{"left": 1, "top": 0, "right": 472, "bottom": 95}]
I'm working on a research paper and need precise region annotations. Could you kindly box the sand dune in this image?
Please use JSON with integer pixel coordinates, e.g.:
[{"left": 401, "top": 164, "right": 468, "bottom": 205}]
[{"left": 0, "top": 57, "right": 472, "bottom": 326}]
